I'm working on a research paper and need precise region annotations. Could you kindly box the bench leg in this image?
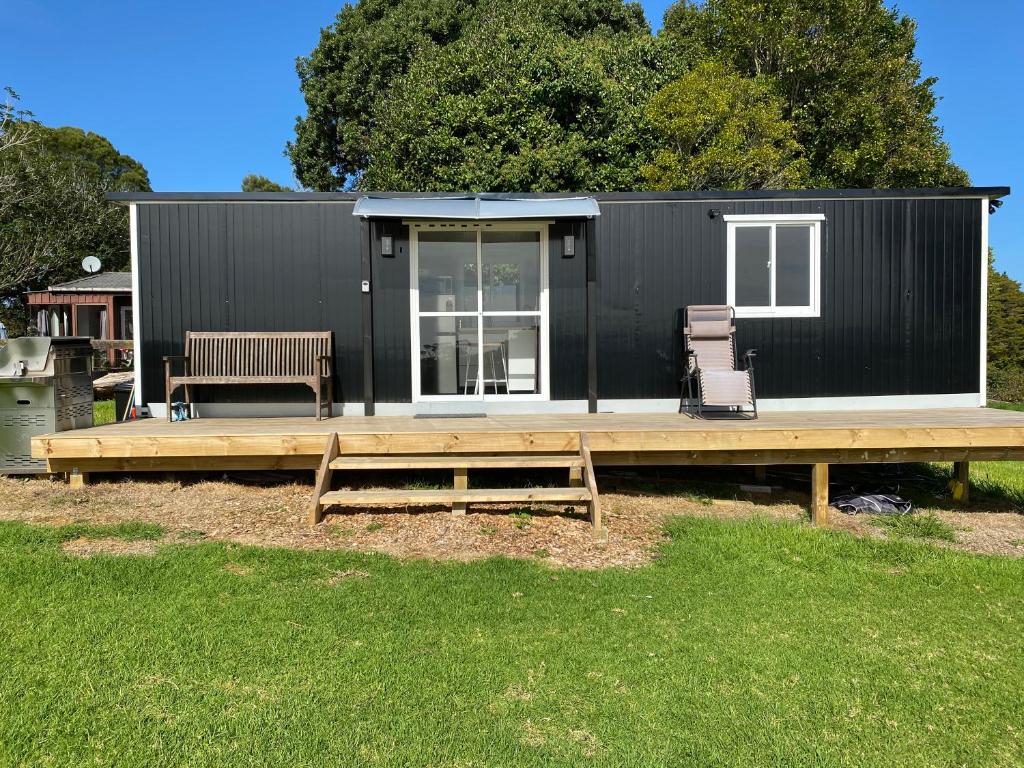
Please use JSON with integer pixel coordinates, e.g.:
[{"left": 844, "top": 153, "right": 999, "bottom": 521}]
[{"left": 326, "top": 377, "right": 333, "bottom": 418}]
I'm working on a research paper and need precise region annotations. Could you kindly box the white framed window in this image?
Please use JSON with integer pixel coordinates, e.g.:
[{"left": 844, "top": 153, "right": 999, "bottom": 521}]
[{"left": 724, "top": 213, "right": 824, "bottom": 318}]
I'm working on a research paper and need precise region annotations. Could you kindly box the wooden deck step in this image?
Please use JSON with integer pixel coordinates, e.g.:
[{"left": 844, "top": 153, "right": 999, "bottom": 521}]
[
  {"left": 319, "top": 487, "right": 592, "bottom": 507},
  {"left": 328, "top": 454, "right": 584, "bottom": 471}
]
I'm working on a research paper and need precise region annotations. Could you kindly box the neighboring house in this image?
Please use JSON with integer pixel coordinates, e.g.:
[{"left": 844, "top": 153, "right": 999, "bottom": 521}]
[
  {"left": 25, "top": 272, "right": 133, "bottom": 366},
  {"left": 107, "top": 187, "right": 1007, "bottom": 419}
]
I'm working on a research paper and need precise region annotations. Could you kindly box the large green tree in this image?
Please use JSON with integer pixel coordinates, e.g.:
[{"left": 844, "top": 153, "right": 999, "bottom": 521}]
[
  {"left": 660, "top": 0, "right": 968, "bottom": 188},
  {"left": 0, "top": 89, "right": 150, "bottom": 334},
  {"left": 362, "top": 4, "right": 669, "bottom": 191},
  {"left": 642, "top": 60, "right": 808, "bottom": 190},
  {"left": 987, "top": 249, "right": 1024, "bottom": 402},
  {"left": 288, "top": 0, "right": 660, "bottom": 191}
]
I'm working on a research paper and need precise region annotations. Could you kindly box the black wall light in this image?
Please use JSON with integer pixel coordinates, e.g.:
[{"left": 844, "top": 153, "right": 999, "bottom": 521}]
[
  {"left": 381, "top": 234, "right": 393, "bottom": 256},
  {"left": 708, "top": 208, "right": 722, "bottom": 219},
  {"left": 563, "top": 233, "right": 575, "bottom": 256}
]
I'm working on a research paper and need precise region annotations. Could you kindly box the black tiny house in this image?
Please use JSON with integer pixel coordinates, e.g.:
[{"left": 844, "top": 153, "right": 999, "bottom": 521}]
[{"left": 109, "top": 187, "right": 1008, "bottom": 418}]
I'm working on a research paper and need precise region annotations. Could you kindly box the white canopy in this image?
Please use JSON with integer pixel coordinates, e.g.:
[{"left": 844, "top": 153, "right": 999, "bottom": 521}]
[{"left": 352, "top": 194, "right": 600, "bottom": 220}]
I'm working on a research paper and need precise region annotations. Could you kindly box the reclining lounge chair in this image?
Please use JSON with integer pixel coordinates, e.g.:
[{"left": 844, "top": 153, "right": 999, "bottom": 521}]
[{"left": 679, "top": 305, "right": 757, "bottom": 419}]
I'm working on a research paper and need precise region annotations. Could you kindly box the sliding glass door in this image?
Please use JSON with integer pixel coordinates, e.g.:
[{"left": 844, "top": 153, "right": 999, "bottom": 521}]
[{"left": 411, "top": 223, "right": 548, "bottom": 402}]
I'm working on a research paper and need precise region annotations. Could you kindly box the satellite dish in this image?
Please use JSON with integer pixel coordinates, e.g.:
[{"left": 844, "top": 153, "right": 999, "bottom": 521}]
[{"left": 82, "top": 256, "right": 102, "bottom": 274}]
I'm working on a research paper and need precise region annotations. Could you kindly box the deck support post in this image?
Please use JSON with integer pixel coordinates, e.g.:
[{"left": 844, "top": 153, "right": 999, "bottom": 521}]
[
  {"left": 950, "top": 461, "right": 970, "bottom": 504},
  {"left": 452, "top": 467, "right": 468, "bottom": 515},
  {"left": 68, "top": 468, "right": 89, "bottom": 489},
  {"left": 569, "top": 465, "right": 583, "bottom": 487},
  {"left": 810, "top": 463, "right": 829, "bottom": 526}
]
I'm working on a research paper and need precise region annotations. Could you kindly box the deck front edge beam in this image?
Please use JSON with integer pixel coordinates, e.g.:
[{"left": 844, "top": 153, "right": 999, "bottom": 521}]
[
  {"left": 42, "top": 446, "right": 1024, "bottom": 474},
  {"left": 34, "top": 426, "right": 1024, "bottom": 461}
]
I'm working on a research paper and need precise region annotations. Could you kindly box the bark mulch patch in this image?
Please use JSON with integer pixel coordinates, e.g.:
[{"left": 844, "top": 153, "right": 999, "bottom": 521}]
[{"left": 2, "top": 470, "right": 1022, "bottom": 567}]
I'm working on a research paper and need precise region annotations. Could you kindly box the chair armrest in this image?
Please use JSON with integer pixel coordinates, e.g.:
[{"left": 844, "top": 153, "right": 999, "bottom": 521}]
[
  {"left": 742, "top": 349, "right": 757, "bottom": 369},
  {"left": 684, "top": 350, "right": 701, "bottom": 378}
]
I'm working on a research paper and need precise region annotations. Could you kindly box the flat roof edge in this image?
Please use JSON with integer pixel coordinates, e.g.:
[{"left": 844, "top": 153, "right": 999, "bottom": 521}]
[{"left": 107, "top": 186, "right": 1011, "bottom": 205}]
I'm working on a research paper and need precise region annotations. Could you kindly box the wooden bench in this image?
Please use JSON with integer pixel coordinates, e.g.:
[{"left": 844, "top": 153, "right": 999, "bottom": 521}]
[{"left": 164, "top": 331, "right": 333, "bottom": 421}]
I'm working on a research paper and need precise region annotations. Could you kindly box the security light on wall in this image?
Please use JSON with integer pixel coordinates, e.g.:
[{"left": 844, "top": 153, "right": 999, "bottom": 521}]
[
  {"left": 563, "top": 234, "right": 575, "bottom": 256},
  {"left": 381, "top": 235, "right": 394, "bottom": 256}
]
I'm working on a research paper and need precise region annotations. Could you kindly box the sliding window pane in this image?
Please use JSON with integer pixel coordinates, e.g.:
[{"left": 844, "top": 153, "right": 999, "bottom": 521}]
[
  {"left": 734, "top": 226, "right": 771, "bottom": 307},
  {"left": 775, "top": 225, "right": 811, "bottom": 307},
  {"left": 418, "top": 231, "right": 477, "bottom": 313},
  {"left": 481, "top": 231, "right": 541, "bottom": 312}
]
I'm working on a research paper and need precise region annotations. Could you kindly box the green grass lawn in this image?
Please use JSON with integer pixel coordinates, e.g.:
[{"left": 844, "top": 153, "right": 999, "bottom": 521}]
[
  {"left": 1, "top": 517, "right": 1022, "bottom": 766},
  {"left": 93, "top": 399, "right": 116, "bottom": 426},
  {"left": 988, "top": 401, "right": 1024, "bottom": 412}
]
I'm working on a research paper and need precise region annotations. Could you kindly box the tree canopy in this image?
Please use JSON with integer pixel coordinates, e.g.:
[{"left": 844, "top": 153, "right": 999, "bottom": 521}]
[
  {"left": 661, "top": 0, "right": 967, "bottom": 188},
  {"left": 642, "top": 61, "right": 807, "bottom": 190},
  {"left": 290, "top": 0, "right": 967, "bottom": 192},
  {"left": 987, "top": 249, "right": 1024, "bottom": 402},
  {"left": 361, "top": 4, "right": 669, "bottom": 191},
  {"left": 0, "top": 89, "right": 151, "bottom": 334},
  {"left": 241, "top": 173, "right": 294, "bottom": 192},
  {"left": 289, "top": 0, "right": 662, "bottom": 191}
]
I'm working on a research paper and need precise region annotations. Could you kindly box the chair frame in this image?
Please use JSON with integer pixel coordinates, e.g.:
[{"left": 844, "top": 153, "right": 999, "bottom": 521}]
[{"left": 678, "top": 306, "right": 758, "bottom": 419}]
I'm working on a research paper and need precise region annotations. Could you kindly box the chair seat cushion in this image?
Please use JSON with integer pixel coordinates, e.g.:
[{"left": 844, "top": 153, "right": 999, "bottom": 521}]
[{"left": 699, "top": 370, "right": 753, "bottom": 406}]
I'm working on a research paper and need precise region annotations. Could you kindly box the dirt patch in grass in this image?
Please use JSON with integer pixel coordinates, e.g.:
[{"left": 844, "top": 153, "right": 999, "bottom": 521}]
[
  {"left": 61, "top": 537, "right": 158, "bottom": 558},
  {"left": 0, "top": 474, "right": 674, "bottom": 569},
  {"left": 324, "top": 569, "right": 371, "bottom": 585},
  {"left": 826, "top": 508, "right": 1024, "bottom": 557},
  {"left": 4, "top": 468, "right": 1023, "bottom": 565}
]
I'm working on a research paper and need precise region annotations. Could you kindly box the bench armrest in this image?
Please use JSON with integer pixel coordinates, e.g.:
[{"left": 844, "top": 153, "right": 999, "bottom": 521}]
[{"left": 164, "top": 355, "right": 190, "bottom": 376}]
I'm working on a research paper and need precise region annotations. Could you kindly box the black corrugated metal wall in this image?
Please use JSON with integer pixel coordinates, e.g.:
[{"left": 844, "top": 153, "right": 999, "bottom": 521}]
[
  {"left": 593, "top": 197, "right": 981, "bottom": 399},
  {"left": 137, "top": 202, "right": 364, "bottom": 404},
  {"left": 136, "top": 195, "right": 982, "bottom": 407}
]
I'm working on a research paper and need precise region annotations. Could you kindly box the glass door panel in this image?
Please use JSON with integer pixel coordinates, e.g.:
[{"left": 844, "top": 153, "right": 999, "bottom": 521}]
[
  {"left": 481, "top": 231, "right": 541, "bottom": 312},
  {"left": 418, "top": 231, "right": 477, "bottom": 313},
  {"left": 419, "top": 316, "right": 478, "bottom": 396},
  {"left": 483, "top": 315, "right": 541, "bottom": 395}
]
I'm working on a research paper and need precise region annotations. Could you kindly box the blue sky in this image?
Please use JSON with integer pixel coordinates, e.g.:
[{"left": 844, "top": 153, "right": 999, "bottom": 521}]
[{"left": 3, "top": 1, "right": 1021, "bottom": 278}]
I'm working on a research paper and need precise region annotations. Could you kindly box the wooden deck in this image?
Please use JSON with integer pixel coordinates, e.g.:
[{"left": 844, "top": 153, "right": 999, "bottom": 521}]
[{"left": 31, "top": 408, "right": 1024, "bottom": 474}]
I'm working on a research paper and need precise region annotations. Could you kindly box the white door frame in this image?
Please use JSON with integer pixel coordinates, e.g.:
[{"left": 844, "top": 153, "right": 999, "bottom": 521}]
[{"left": 409, "top": 220, "right": 551, "bottom": 403}]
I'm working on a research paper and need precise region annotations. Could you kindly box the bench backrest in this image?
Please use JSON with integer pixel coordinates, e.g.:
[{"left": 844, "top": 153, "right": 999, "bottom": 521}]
[{"left": 185, "top": 332, "right": 332, "bottom": 378}]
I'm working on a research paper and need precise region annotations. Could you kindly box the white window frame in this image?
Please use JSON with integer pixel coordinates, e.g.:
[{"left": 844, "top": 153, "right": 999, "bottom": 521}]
[
  {"left": 409, "top": 220, "right": 551, "bottom": 403},
  {"left": 724, "top": 213, "right": 824, "bottom": 319}
]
